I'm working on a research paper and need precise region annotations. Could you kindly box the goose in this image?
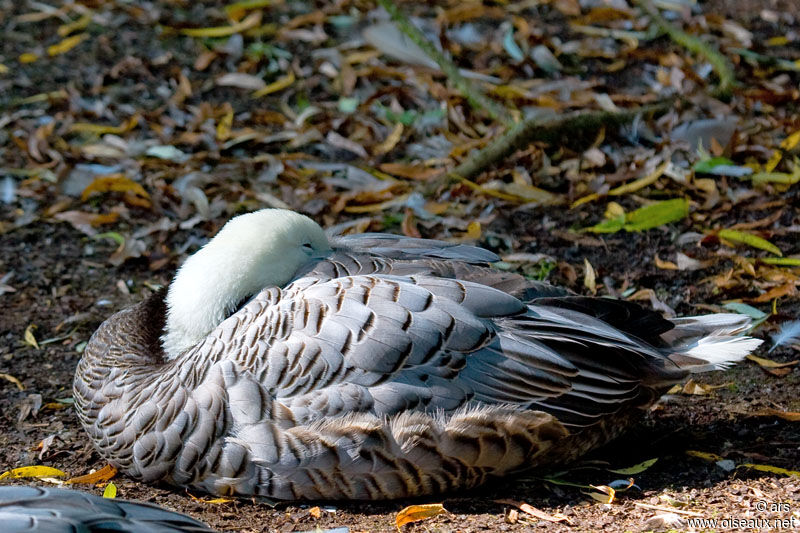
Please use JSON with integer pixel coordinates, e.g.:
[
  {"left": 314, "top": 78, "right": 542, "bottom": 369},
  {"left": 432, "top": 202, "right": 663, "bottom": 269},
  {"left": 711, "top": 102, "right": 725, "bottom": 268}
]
[
  {"left": 0, "top": 486, "right": 213, "bottom": 532},
  {"left": 74, "top": 208, "right": 762, "bottom": 500}
]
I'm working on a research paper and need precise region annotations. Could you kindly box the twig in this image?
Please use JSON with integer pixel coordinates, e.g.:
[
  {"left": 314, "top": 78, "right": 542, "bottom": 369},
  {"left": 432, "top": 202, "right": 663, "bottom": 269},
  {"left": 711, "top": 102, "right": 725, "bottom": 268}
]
[
  {"left": 633, "top": 0, "right": 735, "bottom": 100},
  {"left": 425, "top": 100, "right": 674, "bottom": 196},
  {"left": 375, "top": 0, "right": 513, "bottom": 126},
  {"left": 632, "top": 502, "right": 704, "bottom": 517}
]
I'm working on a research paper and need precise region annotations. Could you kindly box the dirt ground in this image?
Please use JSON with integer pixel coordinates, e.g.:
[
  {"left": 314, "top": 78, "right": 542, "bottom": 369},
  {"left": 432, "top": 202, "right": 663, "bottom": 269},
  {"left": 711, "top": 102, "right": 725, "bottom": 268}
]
[{"left": 1, "top": 0, "right": 800, "bottom": 532}]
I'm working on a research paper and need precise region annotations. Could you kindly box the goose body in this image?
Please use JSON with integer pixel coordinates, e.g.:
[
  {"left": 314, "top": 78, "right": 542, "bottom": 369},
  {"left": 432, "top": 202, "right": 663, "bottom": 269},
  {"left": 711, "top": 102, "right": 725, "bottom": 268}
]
[{"left": 74, "top": 209, "right": 762, "bottom": 500}]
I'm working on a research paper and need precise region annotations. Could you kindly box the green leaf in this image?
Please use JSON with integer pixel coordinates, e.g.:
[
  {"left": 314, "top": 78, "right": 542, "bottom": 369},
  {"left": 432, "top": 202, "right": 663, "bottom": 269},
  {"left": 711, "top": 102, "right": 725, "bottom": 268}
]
[
  {"left": 338, "top": 97, "right": 359, "bottom": 114},
  {"left": 718, "top": 229, "right": 782, "bottom": 256},
  {"left": 607, "top": 457, "right": 659, "bottom": 475},
  {"left": 722, "top": 302, "right": 767, "bottom": 320},
  {"left": 585, "top": 198, "right": 688, "bottom": 234},
  {"left": 760, "top": 257, "right": 800, "bottom": 266},
  {"left": 693, "top": 156, "right": 734, "bottom": 173},
  {"left": 623, "top": 198, "right": 689, "bottom": 231},
  {"left": 585, "top": 215, "right": 625, "bottom": 234}
]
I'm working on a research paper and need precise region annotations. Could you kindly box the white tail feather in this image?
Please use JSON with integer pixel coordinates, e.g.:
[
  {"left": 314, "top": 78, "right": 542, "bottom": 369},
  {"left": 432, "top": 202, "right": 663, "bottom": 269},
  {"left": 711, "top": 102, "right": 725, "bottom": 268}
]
[{"left": 680, "top": 336, "right": 763, "bottom": 372}]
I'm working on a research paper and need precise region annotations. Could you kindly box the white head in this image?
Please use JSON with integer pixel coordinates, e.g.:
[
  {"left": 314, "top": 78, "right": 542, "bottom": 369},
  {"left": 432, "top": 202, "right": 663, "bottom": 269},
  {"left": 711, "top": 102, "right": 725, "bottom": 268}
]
[{"left": 161, "top": 209, "right": 331, "bottom": 359}]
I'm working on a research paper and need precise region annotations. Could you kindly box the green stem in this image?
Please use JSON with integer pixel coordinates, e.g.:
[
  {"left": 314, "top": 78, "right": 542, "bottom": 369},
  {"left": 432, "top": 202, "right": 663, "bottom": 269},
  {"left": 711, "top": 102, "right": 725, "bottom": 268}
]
[
  {"left": 427, "top": 100, "right": 674, "bottom": 195},
  {"left": 634, "top": 0, "right": 735, "bottom": 100}
]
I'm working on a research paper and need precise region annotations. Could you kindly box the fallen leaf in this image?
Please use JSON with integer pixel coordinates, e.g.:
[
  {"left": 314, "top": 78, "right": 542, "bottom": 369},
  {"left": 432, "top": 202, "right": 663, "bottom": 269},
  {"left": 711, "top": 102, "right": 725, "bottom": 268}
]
[
  {"left": 395, "top": 503, "right": 446, "bottom": 528},
  {"left": 47, "top": 33, "right": 89, "bottom": 56},
  {"left": 686, "top": 450, "right": 724, "bottom": 462},
  {"left": 494, "top": 500, "right": 571, "bottom": 523},
  {"left": 23, "top": 324, "right": 39, "bottom": 349},
  {"left": 608, "top": 457, "right": 658, "bottom": 475},
  {"left": 583, "top": 484, "right": 615, "bottom": 504},
  {"left": 0, "top": 373, "right": 24, "bottom": 391},
  {"left": 179, "top": 10, "right": 262, "bottom": 37},
  {"left": 66, "top": 464, "right": 117, "bottom": 485},
  {"left": 252, "top": 71, "right": 296, "bottom": 97},
  {"left": 654, "top": 254, "right": 678, "bottom": 270},
  {"left": 583, "top": 258, "right": 596, "bottom": 294},
  {"left": 739, "top": 463, "right": 800, "bottom": 478},
  {"left": 0, "top": 465, "right": 67, "bottom": 480},
  {"left": 309, "top": 506, "right": 322, "bottom": 518},
  {"left": 749, "top": 408, "right": 800, "bottom": 422},
  {"left": 718, "top": 229, "right": 782, "bottom": 256},
  {"left": 103, "top": 482, "right": 117, "bottom": 499},
  {"left": 746, "top": 354, "right": 798, "bottom": 369},
  {"left": 680, "top": 378, "right": 731, "bottom": 395},
  {"left": 81, "top": 175, "right": 149, "bottom": 202}
]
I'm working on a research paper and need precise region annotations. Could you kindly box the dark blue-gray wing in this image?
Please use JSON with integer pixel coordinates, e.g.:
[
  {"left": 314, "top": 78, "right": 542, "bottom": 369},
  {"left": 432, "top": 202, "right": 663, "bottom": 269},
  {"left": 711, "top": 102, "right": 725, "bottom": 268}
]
[{"left": 0, "top": 486, "right": 214, "bottom": 533}]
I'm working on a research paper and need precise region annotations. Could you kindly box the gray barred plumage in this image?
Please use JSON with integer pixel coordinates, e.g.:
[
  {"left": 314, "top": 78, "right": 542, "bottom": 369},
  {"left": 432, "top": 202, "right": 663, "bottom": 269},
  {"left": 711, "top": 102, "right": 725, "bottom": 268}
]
[{"left": 73, "top": 209, "right": 762, "bottom": 500}]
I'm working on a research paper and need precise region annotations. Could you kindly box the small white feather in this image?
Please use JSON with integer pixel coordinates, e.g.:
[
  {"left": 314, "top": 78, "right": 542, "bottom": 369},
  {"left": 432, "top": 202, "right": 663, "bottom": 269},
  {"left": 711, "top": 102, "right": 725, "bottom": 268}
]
[
  {"left": 769, "top": 320, "right": 800, "bottom": 353},
  {"left": 683, "top": 336, "right": 763, "bottom": 373}
]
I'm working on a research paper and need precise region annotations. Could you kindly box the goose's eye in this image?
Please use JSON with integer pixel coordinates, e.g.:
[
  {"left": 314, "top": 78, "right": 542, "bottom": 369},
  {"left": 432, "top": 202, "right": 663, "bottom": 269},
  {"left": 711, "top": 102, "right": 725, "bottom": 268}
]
[{"left": 301, "top": 242, "right": 314, "bottom": 254}]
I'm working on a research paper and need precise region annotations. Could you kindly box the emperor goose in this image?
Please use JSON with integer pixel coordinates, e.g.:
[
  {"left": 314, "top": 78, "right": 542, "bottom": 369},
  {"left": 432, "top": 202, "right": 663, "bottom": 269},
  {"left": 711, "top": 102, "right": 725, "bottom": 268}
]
[{"left": 74, "top": 208, "right": 761, "bottom": 500}]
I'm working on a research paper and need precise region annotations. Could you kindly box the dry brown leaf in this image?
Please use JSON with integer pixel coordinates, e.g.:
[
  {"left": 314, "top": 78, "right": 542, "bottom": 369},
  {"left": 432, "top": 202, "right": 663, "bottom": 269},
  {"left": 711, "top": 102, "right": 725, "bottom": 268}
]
[
  {"left": 0, "top": 373, "right": 24, "bottom": 391},
  {"left": 379, "top": 162, "right": 443, "bottom": 181},
  {"left": 749, "top": 408, "right": 800, "bottom": 422},
  {"left": 680, "top": 378, "right": 731, "bottom": 395},
  {"left": 81, "top": 175, "right": 149, "bottom": 202},
  {"left": 395, "top": 503, "right": 446, "bottom": 528},
  {"left": 495, "top": 499, "right": 571, "bottom": 523},
  {"left": 308, "top": 506, "right": 321, "bottom": 519},
  {"left": 746, "top": 354, "right": 798, "bottom": 369},
  {"left": 65, "top": 464, "right": 118, "bottom": 485}
]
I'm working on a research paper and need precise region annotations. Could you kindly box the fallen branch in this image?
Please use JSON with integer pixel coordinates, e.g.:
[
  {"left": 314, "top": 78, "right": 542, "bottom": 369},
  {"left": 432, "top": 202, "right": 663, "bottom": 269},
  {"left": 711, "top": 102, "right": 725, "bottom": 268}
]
[
  {"left": 375, "top": 0, "right": 513, "bottom": 125},
  {"left": 426, "top": 100, "right": 674, "bottom": 197},
  {"left": 634, "top": 0, "right": 735, "bottom": 100}
]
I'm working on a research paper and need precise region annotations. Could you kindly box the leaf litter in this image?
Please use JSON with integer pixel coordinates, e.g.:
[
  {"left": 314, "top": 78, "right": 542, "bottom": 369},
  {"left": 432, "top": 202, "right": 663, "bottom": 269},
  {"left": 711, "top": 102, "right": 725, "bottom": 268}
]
[{"left": 0, "top": 0, "right": 799, "bottom": 531}]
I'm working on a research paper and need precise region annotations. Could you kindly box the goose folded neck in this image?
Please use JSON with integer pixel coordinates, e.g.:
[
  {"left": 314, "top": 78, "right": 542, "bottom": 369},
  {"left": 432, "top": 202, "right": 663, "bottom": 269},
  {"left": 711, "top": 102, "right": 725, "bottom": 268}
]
[{"left": 159, "top": 209, "right": 331, "bottom": 359}]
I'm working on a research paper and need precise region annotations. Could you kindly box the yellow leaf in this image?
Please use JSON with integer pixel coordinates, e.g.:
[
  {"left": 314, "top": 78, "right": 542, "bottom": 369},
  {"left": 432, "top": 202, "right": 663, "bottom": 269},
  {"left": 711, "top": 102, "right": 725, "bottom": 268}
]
[
  {"left": 69, "top": 115, "right": 140, "bottom": 135},
  {"left": 750, "top": 408, "right": 800, "bottom": 422},
  {"left": 608, "top": 457, "right": 659, "bottom": 475},
  {"left": 225, "top": 0, "right": 273, "bottom": 21},
  {"left": 685, "top": 450, "right": 724, "bottom": 462},
  {"left": 81, "top": 175, "right": 150, "bottom": 201},
  {"left": 179, "top": 10, "right": 262, "bottom": 38},
  {"left": 309, "top": 506, "right": 321, "bottom": 518},
  {"left": 0, "top": 466, "right": 68, "bottom": 480},
  {"left": 739, "top": 463, "right": 800, "bottom": 478},
  {"left": 0, "top": 63, "right": 8, "bottom": 74},
  {"left": 58, "top": 13, "right": 92, "bottom": 37},
  {"left": 47, "top": 33, "right": 89, "bottom": 56},
  {"left": 766, "top": 36, "right": 790, "bottom": 46},
  {"left": 681, "top": 378, "right": 731, "bottom": 395},
  {"left": 654, "top": 254, "right": 678, "bottom": 270},
  {"left": 465, "top": 221, "right": 481, "bottom": 240},
  {"left": 103, "top": 482, "right": 117, "bottom": 498},
  {"left": 373, "top": 123, "right": 404, "bottom": 155},
  {"left": 19, "top": 53, "right": 39, "bottom": 64},
  {"left": 0, "top": 373, "right": 25, "bottom": 391},
  {"left": 605, "top": 202, "right": 625, "bottom": 219},
  {"left": 252, "top": 71, "right": 295, "bottom": 97},
  {"left": 608, "top": 161, "right": 669, "bottom": 196},
  {"left": 718, "top": 229, "right": 782, "bottom": 256},
  {"left": 24, "top": 324, "right": 39, "bottom": 349},
  {"left": 583, "top": 485, "right": 615, "bottom": 504},
  {"left": 764, "top": 149, "right": 783, "bottom": 173},
  {"left": 395, "top": 503, "right": 446, "bottom": 528},
  {"left": 780, "top": 129, "right": 800, "bottom": 151},
  {"left": 188, "top": 493, "right": 233, "bottom": 504},
  {"left": 66, "top": 464, "right": 117, "bottom": 485},
  {"left": 216, "top": 108, "right": 234, "bottom": 141},
  {"left": 583, "top": 258, "right": 596, "bottom": 294},
  {"left": 746, "top": 354, "right": 799, "bottom": 369}
]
